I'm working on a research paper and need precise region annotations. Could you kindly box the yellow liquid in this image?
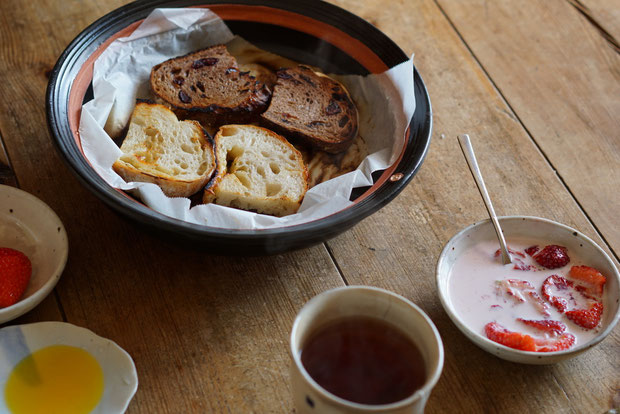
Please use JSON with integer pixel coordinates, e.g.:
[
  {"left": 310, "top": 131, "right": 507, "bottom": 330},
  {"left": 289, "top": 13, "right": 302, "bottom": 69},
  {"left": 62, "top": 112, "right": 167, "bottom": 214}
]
[{"left": 5, "top": 345, "right": 104, "bottom": 414}]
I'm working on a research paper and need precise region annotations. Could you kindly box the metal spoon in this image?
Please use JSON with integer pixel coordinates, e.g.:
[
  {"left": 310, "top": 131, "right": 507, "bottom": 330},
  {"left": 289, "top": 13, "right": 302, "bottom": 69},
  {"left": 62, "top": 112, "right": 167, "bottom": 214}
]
[{"left": 458, "top": 134, "right": 512, "bottom": 265}]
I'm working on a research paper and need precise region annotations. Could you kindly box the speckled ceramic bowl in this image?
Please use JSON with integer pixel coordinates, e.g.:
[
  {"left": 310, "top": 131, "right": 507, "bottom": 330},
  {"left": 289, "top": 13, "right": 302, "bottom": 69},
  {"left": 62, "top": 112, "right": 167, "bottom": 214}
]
[
  {"left": 46, "top": 0, "right": 432, "bottom": 254},
  {"left": 0, "top": 185, "right": 68, "bottom": 323},
  {"left": 436, "top": 216, "right": 620, "bottom": 364}
]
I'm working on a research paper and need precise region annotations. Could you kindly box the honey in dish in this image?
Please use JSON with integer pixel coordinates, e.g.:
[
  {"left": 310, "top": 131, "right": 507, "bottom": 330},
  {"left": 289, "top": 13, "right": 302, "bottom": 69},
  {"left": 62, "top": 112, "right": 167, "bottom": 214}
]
[
  {"left": 5, "top": 345, "right": 104, "bottom": 414},
  {"left": 300, "top": 316, "right": 426, "bottom": 405}
]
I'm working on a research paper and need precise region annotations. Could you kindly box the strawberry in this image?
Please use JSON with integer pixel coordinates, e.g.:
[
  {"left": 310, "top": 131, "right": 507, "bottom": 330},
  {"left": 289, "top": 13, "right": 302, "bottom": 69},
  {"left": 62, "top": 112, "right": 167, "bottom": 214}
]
[
  {"left": 512, "top": 259, "right": 535, "bottom": 271},
  {"left": 541, "top": 275, "right": 573, "bottom": 313},
  {"left": 566, "top": 302, "right": 603, "bottom": 330},
  {"left": 494, "top": 247, "right": 525, "bottom": 259},
  {"left": 517, "top": 319, "right": 567, "bottom": 335},
  {"left": 542, "top": 274, "right": 604, "bottom": 330},
  {"left": 533, "top": 245, "right": 570, "bottom": 269},
  {"left": 484, "top": 321, "right": 575, "bottom": 352},
  {"left": 0, "top": 248, "right": 32, "bottom": 308},
  {"left": 568, "top": 265, "right": 606, "bottom": 297},
  {"left": 524, "top": 245, "right": 539, "bottom": 256},
  {"left": 484, "top": 322, "right": 536, "bottom": 351},
  {"left": 497, "top": 279, "right": 550, "bottom": 316},
  {"left": 534, "top": 333, "right": 576, "bottom": 352}
]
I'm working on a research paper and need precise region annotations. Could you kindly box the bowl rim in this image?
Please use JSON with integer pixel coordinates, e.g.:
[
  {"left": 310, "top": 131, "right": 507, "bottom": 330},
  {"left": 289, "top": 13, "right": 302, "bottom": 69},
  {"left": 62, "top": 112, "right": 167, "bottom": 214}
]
[
  {"left": 45, "top": 0, "right": 432, "bottom": 247},
  {"left": 290, "top": 285, "right": 444, "bottom": 410},
  {"left": 435, "top": 215, "right": 620, "bottom": 361},
  {"left": 0, "top": 185, "right": 69, "bottom": 322}
]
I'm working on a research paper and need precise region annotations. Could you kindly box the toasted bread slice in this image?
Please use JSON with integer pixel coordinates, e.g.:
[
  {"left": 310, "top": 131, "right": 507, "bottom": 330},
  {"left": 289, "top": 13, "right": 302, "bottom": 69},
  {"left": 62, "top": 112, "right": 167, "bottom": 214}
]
[
  {"left": 113, "top": 102, "right": 216, "bottom": 198},
  {"left": 150, "top": 45, "right": 271, "bottom": 124},
  {"left": 203, "top": 125, "right": 308, "bottom": 216},
  {"left": 260, "top": 65, "right": 359, "bottom": 154}
]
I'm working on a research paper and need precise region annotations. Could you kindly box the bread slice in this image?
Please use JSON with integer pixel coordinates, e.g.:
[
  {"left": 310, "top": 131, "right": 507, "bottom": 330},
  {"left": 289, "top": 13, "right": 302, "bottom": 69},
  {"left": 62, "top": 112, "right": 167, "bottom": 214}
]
[
  {"left": 112, "top": 102, "right": 216, "bottom": 198},
  {"left": 260, "top": 65, "right": 359, "bottom": 154},
  {"left": 150, "top": 45, "right": 271, "bottom": 124},
  {"left": 203, "top": 125, "right": 308, "bottom": 216}
]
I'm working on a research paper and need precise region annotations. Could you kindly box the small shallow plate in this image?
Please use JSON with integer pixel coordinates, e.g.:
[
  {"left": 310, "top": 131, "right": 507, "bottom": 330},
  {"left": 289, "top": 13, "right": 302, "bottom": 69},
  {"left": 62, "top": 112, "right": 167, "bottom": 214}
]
[
  {"left": 436, "top": 216, "right": 620, "bottom": 364},
  {"left": 0, "top": 185, "right": 68, "bottom": 323},
  {"left": 46, "top": 0, "right": 432, "bottom": 254},
  {"left": 0, "top": 322, "right": 138, "bottom": 413}
]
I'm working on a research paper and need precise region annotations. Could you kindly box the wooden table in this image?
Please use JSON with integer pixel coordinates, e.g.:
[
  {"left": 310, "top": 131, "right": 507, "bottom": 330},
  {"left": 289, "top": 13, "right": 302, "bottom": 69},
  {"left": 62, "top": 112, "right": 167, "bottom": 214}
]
[{"left": 1, "top": 0, "right": 618, "bottom": 412}]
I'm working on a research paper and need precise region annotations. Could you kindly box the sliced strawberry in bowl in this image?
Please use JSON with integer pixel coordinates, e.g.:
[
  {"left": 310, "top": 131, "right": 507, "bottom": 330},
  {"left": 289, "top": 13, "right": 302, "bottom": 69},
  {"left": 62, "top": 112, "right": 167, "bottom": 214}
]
[
  {"left": 541, "top": 275, "right": 574, "bottom": 313},
  {"left": 524, "top": 245, "right": 539, "bottom": 256},
  {"left": 541, "top": 274, "right": 604, "bottom": 330},
  {"left": 569, "top": 265, "right": 606, "bottom": 297},
  {"left": 484, "top": 322, "right": 536, "bottom": 352},
  {"left": 494, "top": 247, "right": 525, "bottom": 259},
  {"left": 517, "top": 319, "right": 566, "bottom": 335},
  {"left": 484, "top": 321, "right": 576, "bottom": 352},
  {"left": 496, "top": 279, "right": 550, "bottom": 316},
  {"left": 533, "top": 245, "right": 570, "bottom": 269},
  {"left": 533, "top": 333, "right": 576, "bottom": 352},
  {"left": 566, "top": 302, "right": 603, "bottom": 330}
]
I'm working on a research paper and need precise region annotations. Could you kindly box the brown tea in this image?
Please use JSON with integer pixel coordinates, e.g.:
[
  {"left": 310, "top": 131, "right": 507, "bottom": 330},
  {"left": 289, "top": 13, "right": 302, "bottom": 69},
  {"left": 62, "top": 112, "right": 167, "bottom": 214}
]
[{"left": 300, "top": 315, "right": 426, "bottom": 405}]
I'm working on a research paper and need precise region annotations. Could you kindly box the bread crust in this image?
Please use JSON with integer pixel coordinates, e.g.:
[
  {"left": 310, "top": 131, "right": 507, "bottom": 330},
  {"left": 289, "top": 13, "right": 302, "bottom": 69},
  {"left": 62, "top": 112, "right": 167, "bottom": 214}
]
[
  {"left": 260, "top": 65, "right": 359, "bottom": 154},
  {"left": 202, "top": 124, "right": 309, "bottom": 216},
  {"left": 112, "top": 102, "right": 216, "bottom": 198},
  {"left": 150, "top": 45, "right": 272, "bottom": 125},
  {"left": 113, "top": 158, "right": 213, "bottom": 198}
]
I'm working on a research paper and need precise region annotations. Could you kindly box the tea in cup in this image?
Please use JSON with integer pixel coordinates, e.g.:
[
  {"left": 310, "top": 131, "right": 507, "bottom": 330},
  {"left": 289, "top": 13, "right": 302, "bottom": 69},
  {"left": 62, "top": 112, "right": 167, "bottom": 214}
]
[{"left": 290, "top": 286, "right": 444, "bottom": 413}]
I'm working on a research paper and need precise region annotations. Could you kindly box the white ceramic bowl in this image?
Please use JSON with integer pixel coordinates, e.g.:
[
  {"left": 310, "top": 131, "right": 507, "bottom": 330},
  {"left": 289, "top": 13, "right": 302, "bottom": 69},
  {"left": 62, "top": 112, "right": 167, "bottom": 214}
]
[
  {"left": 0, "top": 322, "right": 138, "bottom": 413},
  {"left": 0, "top": 185, "right": 68, "bottom": 323},
  {"left": 436, "top": 216, "right": 620, "bottom": 364}
]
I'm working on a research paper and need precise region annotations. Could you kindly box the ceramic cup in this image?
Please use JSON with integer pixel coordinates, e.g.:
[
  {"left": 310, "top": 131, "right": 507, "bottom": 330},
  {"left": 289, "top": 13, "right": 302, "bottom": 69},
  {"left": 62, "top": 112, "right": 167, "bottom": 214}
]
[{"left": 290, "top": 286, "right": 444, "bottom": 414}]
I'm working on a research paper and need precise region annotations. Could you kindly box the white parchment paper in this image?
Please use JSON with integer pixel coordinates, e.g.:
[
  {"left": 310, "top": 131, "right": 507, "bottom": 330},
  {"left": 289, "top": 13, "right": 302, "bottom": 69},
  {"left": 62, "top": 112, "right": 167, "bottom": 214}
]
[{"left": 79, "top": 8, "right": 415, "bottom": 230}]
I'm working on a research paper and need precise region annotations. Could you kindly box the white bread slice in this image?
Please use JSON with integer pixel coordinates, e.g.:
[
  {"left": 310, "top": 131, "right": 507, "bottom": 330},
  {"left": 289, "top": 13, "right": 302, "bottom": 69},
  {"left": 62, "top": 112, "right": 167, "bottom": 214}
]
[
  {"left": 112, "top": 102, "right": 216, "bottom": 198},
  {"left": 203, "top": 125, "right": 309, "bottom": 216}
]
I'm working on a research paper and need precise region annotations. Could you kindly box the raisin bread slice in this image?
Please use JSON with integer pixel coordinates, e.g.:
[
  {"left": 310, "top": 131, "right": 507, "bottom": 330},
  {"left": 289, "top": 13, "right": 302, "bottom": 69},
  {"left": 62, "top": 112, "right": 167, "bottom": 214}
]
[
  {"left": 260, "top": 65, "right": 358, "bottom": 154},
  {"left": 150, "top": 45, "right": 271, "bottom": 124},
  {"left": 203, "top": 125, "right": 308, "bottom": 216},
  {"left": 113, "top": 102, "right": 216, "bottom": 198}
]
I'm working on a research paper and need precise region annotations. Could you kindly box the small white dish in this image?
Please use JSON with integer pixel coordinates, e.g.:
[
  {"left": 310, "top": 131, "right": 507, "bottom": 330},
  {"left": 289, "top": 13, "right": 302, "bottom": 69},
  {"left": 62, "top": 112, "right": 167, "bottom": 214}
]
[
  {"left": 436, "top": 216, "right": 620, "bottom": 364},
  {"left": 0, "top": 322, "right": 138, "bottom": 413},
  {"left": 0, "top": 185, "right": 68, "bottom": 323}
]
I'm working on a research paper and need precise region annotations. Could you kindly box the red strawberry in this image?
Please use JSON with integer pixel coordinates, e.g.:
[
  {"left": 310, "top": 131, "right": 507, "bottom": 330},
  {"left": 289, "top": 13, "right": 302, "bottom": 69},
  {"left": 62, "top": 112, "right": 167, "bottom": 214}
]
[
  {"left": 0, "top": 248, "right": 32, "bottom": 308},
  {"left": 512, "top": 259, "right": 535, "bottom": 271},
  {"left": 497, "top": 279, "right": 550, "bottom": 315},
  {"left": 484, "top": 322, "right": 536, "bottom": 351},
  {"left": 494, "top": 247, "right": 525, "bottom": 259},
  {"left": 541, "top": 275, "right": 573, "bottom": 313},
  {"left": 524, "top": 245, "right": 539, "bottom": 256},
  {"left": 517, "top": 319, "right": 567, "bottom": 335},
  {"left": 566, "top": 302, "right": 603, "bottom": 330},
  {"left": 568, "top": 265, "right": 606, "bottom": 296},
  {"left": 484, "top": 321, "right": 575, "bottom": 352},
  {"left": 534, "top": 333, "right": 576, "bottom": 352},
  {"left": 533, "top": 245, "right": 570, "bottom": 269}
]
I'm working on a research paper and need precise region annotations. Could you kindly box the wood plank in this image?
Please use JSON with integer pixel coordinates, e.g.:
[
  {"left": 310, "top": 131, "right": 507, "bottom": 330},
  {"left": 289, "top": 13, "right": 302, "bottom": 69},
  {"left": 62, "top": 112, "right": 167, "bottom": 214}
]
[
  {"left": 0, "top": 0, "right": 345, "bottom": 412},
  {"left": 57, "top": 224, "right": 343, "bottom": 412},
  {"left": 569, "top": 0, "right": 620, "bottom": 46},
  {"left": 327, "top": 0, "right": 619, "bottom": 413},
  {"left": 435, "top": 0, "right": 620, "bottom": 254},
  {"left": 0, "top": 135, "right": 18, "bottom": 187}
]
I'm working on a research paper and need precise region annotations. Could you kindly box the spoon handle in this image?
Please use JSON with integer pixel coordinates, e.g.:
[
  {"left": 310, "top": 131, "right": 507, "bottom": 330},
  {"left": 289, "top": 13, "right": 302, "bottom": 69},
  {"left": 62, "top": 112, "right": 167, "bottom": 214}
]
[{"left": 458, "top": 134, "right": 512, "bottom": 265}]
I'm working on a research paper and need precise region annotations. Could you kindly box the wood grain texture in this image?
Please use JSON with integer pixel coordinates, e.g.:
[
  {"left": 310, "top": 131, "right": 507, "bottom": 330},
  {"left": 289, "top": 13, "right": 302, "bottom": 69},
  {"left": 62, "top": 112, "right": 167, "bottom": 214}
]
[
  {"left": 0, "top": 0, "right": 344, "bottom": 412},
  {"left": 571, "top": 0, "right": 620, "bottom": 46},
  {"left": 0, "top": 137, "right": 17, "bottom": 187},
  {"left": 327, "top": 0, "right": 619, "bottom": 412},
  {"left": 0, "top": 0, "right": 618, "bottom": 412},
  {"left": 57, "top": 225, "right": 344, "bottom": 413},
  {"left": 435, "top": 0, "right": 620, "bottom": 255}
]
